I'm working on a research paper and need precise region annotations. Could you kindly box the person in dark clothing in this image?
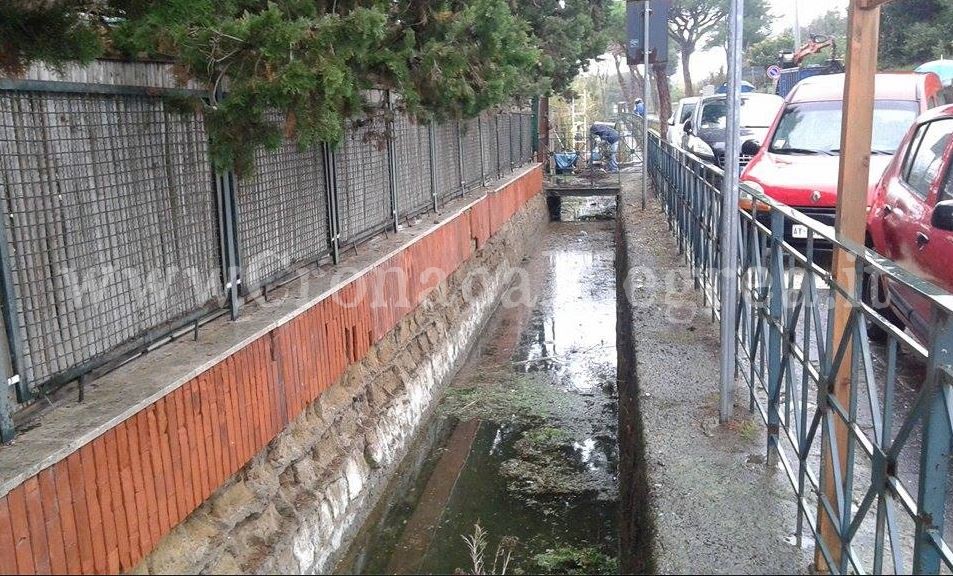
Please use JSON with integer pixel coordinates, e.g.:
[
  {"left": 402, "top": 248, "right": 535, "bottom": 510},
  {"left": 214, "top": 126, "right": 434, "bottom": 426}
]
[{"left": 590, "top": 124, "right": 620, "bottom": 172}]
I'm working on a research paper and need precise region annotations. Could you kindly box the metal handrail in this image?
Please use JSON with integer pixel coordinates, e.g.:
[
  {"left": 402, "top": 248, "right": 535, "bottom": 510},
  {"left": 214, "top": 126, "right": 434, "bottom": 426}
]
[{"left": 646, "top": 128, "right": 953, "bottom": 574}]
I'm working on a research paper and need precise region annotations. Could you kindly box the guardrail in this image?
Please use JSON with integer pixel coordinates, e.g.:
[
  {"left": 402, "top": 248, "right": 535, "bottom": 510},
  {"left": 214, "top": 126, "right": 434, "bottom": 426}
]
[{"left": 647, "top": 131, "right": 953, "bottom": 574}]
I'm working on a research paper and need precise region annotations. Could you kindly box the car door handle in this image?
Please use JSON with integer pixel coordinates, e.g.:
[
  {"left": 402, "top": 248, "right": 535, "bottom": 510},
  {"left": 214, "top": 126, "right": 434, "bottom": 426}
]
[{"left": 916, "top": 232, "right": 930, "bottom": 249}]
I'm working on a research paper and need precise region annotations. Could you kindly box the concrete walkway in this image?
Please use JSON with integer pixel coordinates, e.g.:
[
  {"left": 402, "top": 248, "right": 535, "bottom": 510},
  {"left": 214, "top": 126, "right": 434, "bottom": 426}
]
[{"left": 617, "top": 174, "right": 813, "bottom": 574}]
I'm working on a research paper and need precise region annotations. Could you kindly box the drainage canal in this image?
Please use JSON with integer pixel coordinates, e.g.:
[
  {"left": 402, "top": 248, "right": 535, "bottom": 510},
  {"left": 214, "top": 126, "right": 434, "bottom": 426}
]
[{"left": 338, "top": 196, "right": 621, "bottom": 575}]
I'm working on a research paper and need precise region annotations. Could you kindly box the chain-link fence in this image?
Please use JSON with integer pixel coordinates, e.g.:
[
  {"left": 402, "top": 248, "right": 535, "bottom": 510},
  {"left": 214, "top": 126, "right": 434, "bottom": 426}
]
[{"left": 0, "top": 78, "right": 535, "bottom": 438}]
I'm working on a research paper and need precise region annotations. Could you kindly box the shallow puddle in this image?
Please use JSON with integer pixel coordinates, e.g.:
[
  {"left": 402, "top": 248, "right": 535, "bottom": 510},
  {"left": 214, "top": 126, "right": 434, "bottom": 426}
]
[{"left": 339, "top": 197, "right": 619, "bottom": 575}]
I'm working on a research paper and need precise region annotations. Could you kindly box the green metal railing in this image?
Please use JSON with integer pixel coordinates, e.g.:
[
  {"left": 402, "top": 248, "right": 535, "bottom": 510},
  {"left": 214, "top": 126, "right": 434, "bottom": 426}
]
[{"left": 647, "top": 131, "right": 953, "bottom": 574}]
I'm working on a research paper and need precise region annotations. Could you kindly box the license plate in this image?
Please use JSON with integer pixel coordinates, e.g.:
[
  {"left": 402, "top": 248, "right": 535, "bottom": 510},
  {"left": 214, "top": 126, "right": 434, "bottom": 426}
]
[{"left": 792, "top": 225, "right": 808, "bottom": 239}]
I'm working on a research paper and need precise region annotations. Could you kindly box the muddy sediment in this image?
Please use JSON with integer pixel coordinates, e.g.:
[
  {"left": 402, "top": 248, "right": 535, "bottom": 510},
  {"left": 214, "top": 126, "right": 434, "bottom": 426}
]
[{"left": 339, "top": 197, "right": 622, "bottom": 575}]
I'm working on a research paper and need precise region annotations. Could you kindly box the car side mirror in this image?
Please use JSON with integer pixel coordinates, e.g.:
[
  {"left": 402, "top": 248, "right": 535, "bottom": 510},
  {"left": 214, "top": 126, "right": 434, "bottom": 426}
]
[
  {"left": 741, "top": 140, "right": 761, "bottom": 157},
  {"left": 683, "top": 120, "right": 693, "bottom": 135},
  {"left": 932, "top": 200, "right": 953, "bottom": 232},
  {"left": 668, "top": 115, "right": 676, "bottom": 125}
]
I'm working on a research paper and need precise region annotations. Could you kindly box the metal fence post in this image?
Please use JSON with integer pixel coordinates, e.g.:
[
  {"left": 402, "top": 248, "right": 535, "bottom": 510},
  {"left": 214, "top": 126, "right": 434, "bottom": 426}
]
[
  {"left": 386, "top": 91, "right": 400, "bottom": 232},
  {"left": 766, "top": 208, "right": 784, "bottom": 461},
  {"left": 429, "top": 123, "right": 439, "bottom": 211},
  {"left": 216, "top": 172, "right": 242, "bottom": 320},
  {"left": 495, "top": 114, "right": 503, "bottom": 178},
  {"left": 322, "top": 142, "right": 341, "bottom": 263},
  {"left": 510, "top": 112, "right": 517, "bottom": 171},
  {"left": 456, "top": 120, "right": 465, "bottom": 194},
  {"left": 478, "top": 116, "right": 486, "bottom": 184},
  {"left": 913, "top": 309, "right": 953, "bottom": 574},
  {"left": 0, "top": 207, "right": 28, "bottom": 414}
]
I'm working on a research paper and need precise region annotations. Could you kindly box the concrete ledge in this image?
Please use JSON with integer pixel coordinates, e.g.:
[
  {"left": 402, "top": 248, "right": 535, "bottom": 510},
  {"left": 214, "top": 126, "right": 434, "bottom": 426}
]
[
  {"left": 616, "top": 175, "right": 812, "bottom": 574},
  {"left": 0, "top": 165, "right": 542, "bottom": 575}
]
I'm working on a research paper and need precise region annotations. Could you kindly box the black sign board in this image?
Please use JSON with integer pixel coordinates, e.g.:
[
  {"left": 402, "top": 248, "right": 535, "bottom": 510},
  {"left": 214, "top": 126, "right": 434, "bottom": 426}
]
[{"left": 627, "top": 0, "right": 670, "bottom": 65}]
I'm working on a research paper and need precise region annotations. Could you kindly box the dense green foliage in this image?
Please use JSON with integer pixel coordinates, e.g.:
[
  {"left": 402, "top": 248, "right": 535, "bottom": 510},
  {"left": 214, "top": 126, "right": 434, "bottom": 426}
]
[
  {"left": 3, "top": 0, "right": 609, "bottom": 172},
  {"left": 880, "top": 0, "right": 953, "bottom": 69},
  {"left": 513, "top": 0, "right": 612, "bottom": 99},
  {"left": 0, "top": 1, "right": 102, "bottom": 75}
]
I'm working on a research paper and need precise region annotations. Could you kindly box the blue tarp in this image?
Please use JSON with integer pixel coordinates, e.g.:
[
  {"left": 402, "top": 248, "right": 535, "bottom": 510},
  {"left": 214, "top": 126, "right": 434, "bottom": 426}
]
[{"left": 553, "top": 152, "right": 579, "bottom": 173}]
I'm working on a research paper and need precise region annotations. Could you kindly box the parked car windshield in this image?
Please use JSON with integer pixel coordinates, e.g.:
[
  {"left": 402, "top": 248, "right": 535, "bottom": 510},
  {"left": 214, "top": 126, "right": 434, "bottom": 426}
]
[
  {"left": 769, "top": 100, "right": 919, "bottom": 155},
  {"left": 697, "top": 97, "right": 781, "bottom": 130},
  {"left": 679, "top": 103, "right": 696, "bottom": 123}
]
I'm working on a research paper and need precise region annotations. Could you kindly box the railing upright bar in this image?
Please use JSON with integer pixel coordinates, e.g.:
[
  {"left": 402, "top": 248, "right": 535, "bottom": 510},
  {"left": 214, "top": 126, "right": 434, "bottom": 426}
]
[
  {"left": 767, "top": 209, "right": 784, "bottom": 462},
  {"left": 913, "top": 310, "right": 953, "bottom": 574}
]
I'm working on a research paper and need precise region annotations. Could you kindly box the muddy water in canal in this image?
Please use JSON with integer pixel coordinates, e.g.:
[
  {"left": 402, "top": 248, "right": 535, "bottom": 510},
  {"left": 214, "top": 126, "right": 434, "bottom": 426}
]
[{"left": 338, "top": 197, "right": 619, "bottom": 575}]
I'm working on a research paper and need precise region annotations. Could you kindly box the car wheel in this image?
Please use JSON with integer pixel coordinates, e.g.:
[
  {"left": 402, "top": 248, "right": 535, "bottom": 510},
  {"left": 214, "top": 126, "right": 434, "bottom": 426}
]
[{"left": 862, "top": 270, "right": 906, "bottom": 342}]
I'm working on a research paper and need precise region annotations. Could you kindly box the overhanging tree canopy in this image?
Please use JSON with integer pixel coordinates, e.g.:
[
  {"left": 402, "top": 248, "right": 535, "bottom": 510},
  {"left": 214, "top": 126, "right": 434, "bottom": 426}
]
[{"left": 2, "top": 0, "right": 610, "bottom": 172}]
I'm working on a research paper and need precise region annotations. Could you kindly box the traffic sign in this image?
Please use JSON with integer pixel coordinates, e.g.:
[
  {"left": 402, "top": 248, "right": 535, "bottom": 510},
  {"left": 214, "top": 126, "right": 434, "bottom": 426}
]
[{"left": 766, "top": 65, "right": 782, "bottom": 80}]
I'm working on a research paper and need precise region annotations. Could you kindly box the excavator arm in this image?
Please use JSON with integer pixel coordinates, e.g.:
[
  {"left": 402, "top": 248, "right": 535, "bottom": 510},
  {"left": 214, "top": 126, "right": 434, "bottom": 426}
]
[{"left": 779, "top": 35, "right": 838, "bottom": 69}]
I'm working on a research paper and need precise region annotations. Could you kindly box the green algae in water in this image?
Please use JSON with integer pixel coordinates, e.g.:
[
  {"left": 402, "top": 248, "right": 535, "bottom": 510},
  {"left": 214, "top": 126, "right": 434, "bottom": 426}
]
[
  {"left": 444, "top": 372, "right": 578, "bottom": 425},
  {"left": 533, "top": 546, "right": 619, "bottom": 575}
]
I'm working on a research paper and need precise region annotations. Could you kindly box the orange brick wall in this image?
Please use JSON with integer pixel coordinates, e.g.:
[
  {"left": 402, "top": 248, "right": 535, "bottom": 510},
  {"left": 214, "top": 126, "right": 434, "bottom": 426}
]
[{"left": 0, "top": 167, "right": 543, "bottom": 575}]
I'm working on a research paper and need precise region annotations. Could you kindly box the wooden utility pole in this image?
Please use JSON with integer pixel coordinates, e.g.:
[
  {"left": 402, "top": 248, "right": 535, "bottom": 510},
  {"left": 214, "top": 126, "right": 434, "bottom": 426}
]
[{"left": 817, "top": 0, "right": 890, "bottom": 571}]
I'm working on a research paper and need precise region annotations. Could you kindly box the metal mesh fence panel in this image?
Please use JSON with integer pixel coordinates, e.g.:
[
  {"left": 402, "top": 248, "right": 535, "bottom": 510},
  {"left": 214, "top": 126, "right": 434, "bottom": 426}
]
[
  {"left": 393, "top": 113, "right": 433, "bottom": 218},
  {"left": 461, "top": 119, "right": 482, "bottom": 189},
  {"left": 497, "top": 113, "right": 512, "bottom": 172},
  {"left": 433, "top": 121, "right": 462, "bottom": 200},
  {"left": 0, "top": 90, "right": 222, "bottom": 389},
  {"left": 334, "top": 112, "right": 392, "bottom": 246},
  {"left": 234, "top": 133, "right": 329, "bottom": 293},
  {"left": 521, "top": 113, "right": 533, "bottom": 163},
  {"left": 480, "top": 114, "right": 498, "bottom": 178}
]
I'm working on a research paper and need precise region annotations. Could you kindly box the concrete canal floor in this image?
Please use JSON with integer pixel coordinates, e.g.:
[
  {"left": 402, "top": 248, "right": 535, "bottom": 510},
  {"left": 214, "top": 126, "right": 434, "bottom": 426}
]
[{"left": 337, "top": 196, "right": 622, "bottom": 575}]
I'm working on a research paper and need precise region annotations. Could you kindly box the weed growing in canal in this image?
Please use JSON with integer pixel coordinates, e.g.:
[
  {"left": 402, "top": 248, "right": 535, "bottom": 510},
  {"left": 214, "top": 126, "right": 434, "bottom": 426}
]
[
  {"left": 444, "top": 372, "right": 575, "bottom": 425},
  {"left": 532, "top": 546, "right": 618, "bottom": 575},
  {"left": 460, "top": 523, "right": 514, "bottom": 575}
]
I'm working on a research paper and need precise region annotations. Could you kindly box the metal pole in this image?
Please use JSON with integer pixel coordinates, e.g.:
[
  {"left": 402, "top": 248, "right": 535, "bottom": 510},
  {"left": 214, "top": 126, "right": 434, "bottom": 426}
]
[
  {"left": 322, "top": 143, "right": 341, "bottom": 263},
  {"left": 642, "top": 0, "right": 650, "bottom": 210},
  {"left": 386, "top": 91, "right": 400, "bottom": 232},
  {"left": 719, "top": 0, "right": 744, "bottom": 423},
  {"left": 793, "top": 0, "right": 802, "bottom": 52},
  {"left": 429, "top": 123, "right": 439, "bottom": 211},
  {"left": 220, "top": 172, "right": 242, "bottom": 321}
]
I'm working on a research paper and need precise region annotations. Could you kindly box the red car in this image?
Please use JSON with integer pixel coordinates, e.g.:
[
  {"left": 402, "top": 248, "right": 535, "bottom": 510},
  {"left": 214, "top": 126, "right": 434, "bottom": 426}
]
[
  {"left": 741, "top": 72, "right": 944, "bottom": 244},
  {"left": 867, "top": 105, "right": 953, "bottom": 343}
]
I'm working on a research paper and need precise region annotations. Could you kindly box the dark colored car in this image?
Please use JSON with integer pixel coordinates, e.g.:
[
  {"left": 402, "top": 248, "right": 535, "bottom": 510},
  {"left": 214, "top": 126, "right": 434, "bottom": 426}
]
[
  {"left": 867, "top": 105, "right": 953, "bottom": 343},
  {"left": 681, "top": 92, "right": 784, "bottom": 169}
]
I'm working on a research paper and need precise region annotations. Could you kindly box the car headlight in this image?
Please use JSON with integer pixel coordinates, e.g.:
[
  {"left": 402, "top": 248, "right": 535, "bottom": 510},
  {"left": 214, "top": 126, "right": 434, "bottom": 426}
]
[{"left": 690, "top": 138, "right": 714, "bottom": 158}]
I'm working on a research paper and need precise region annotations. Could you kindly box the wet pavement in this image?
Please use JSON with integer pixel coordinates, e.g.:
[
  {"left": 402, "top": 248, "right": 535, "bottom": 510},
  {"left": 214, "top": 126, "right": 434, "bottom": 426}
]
[{"left": 337, "top": 196, "right": 622, "bottom": 575}]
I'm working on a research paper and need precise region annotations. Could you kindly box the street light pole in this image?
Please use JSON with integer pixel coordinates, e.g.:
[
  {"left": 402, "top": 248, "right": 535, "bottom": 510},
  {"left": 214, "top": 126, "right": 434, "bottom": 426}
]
[
  {"left": 719, "top": 0, "right": 744, "bottom": 423},
  {"left": 793, "top": 0, "right": 802, "bottom": 51}
]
